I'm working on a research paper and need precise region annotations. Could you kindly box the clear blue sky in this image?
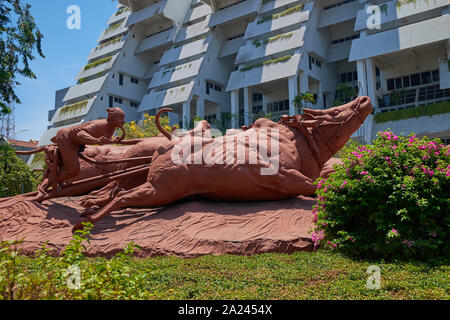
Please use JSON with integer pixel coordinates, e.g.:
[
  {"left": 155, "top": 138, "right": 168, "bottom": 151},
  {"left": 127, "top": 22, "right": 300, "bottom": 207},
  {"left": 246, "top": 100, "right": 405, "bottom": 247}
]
[{"left": 13, "top": 0, "right": 117, "bottom": 141}]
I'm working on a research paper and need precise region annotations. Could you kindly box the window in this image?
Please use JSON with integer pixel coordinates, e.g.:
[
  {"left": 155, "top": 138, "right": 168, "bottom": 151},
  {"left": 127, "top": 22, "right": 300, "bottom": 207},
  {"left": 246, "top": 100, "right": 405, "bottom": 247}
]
[
  {"left": 420, "top": 71, "right": 431, "bottom": 85},
  {"left": 347, "top": 72, "right": 353, "bottom": 82},
  {"left": 131, "top": 77, "right": 139, "bottom": 84},
  {"left": 432, "top": 69, "right": 440, "bottom": 82},
  {"left": 114, "top": 97, "right": 123, "bottom": 104},
  {"left": 395, "top": 77, "right": 402, "bottom": 89},
  {"left": 205, "top": 114, "right": 217, "bottom": 123},
  {"left": 341, "top": 73, "right": 347, "bottom": 83},
  {"left": 206, "top": 81, "right": 222, "bottom": 95},
  {"left": 109, "top": 96, "right": 113, "bottom": 108},
  {"left": 130, "top": 101, "right": 138, "bottom": 108},
  {"left": 119, "top": 74, "right": 124, "bottom": 86},
  {"left": 267, "top": 100, "right": 289, "bottom": 113},
  {"left": 252, "top": 93, "right": 262, "bottom": 102},
  {"left": 410, "top": 73, "right": 420, "bottom": 86},
  {"left": 402, "top": 76, "right": 410, "bottom": 88}
]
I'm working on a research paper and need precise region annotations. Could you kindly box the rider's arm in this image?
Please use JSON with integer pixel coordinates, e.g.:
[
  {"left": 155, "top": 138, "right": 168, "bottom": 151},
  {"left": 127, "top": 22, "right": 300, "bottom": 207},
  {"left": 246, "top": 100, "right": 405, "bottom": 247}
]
[{"left": 76, "top": 130, "right": 106, "bottom": 145}]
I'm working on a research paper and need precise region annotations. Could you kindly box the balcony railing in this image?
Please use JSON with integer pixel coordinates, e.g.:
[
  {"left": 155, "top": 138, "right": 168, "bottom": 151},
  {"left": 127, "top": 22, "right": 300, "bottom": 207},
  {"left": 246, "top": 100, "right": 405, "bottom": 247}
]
[
  {"left": 226, "top": 53, "right": 301, "bottom": 91},
  {"left": 354, "top": 0, "right": 448, "bottom": 32},
  {"left": 51, "top": 98, "right": 95, "bottom": 124},
  {"left": 149, "top": 58, "right": 204, "bottom": 90},
  {"left": 159, "top": 37, "right": 209, "bottom": 66},
  {"left": 244, "top": 2, "right": 311, "bottom": 40},
  {"left": 138, "top": 82, "right": 195, "bottom": 112},
  {"left": 209, "top": 0, "right": 260, "bottom": 27},
  {"left": 317, "top": 0, "right": 359, "bottom": 28},
  {"left": 135, "top": 28, "right": 175, "bottom": 54},
  {"left": 126, "top": 0, "right": 165, "bottom": 27},
  {"left": 235, "top": 28, "right": 305, "bottom": 65},
  {"left": 349, "top": 15, "right": 450, "bottom": 61},
  {"left": 63, "top": 75, "right": 107, "bottom": 102}
]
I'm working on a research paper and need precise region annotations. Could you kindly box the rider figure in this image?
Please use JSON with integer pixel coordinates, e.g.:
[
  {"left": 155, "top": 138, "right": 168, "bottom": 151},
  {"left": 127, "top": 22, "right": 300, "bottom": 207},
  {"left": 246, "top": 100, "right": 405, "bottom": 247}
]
[{"left": 50, "top": 107, "right": 125, "bottom": 183}]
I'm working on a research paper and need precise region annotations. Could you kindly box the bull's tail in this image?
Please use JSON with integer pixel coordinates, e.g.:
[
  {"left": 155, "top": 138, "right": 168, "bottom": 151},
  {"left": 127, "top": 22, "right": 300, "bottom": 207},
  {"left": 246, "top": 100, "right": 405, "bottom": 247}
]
[
  {"left": 15, "top": 145, "right": 53, "bottom": 156},
  {"left": 155, "top": 108, "right": 174, "bottom": 140}
]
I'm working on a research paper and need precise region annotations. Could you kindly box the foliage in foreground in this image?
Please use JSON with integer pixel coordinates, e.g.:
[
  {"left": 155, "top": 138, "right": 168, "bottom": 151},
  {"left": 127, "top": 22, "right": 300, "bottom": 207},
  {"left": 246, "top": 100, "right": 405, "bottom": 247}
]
[
  {"left": 312, "top": 131, "right": 450, "bottom": 260},
  {"left": 374, "top": 101, "right": 450, "bottom": 124},
  {"left": 0, "top": 143, "right": 38, "bottom": 197},
  {"left": 0, "top": 224, "right": 448, "bottom": 300},
  {"left": 0, "top": 223, "right": 147, "bottom": 300}
]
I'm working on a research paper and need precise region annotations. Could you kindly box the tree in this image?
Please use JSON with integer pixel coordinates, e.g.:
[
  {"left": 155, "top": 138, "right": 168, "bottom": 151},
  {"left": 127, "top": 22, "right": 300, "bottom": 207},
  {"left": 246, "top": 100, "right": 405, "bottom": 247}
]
[
  {"left": 0, "top": 142, "right": 37, "bottom": 197},
  {"left": 293, "top": 92, "right": 316, "bottom": 114},
  {"left": 0, "top": 0, "right": 45, "bottom": 114}
]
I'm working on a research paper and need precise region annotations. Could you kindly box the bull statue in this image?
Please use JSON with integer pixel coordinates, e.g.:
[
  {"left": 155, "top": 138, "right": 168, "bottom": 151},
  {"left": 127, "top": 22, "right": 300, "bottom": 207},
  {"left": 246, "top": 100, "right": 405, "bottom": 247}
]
[{"left": 73, "top": 96, "right": 373, "bottom": 231}]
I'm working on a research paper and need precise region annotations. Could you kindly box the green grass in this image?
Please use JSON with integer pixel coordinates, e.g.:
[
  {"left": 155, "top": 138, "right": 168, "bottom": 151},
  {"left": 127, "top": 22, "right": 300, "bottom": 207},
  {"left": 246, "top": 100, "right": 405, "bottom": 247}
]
[{"left": 8, "top": 250, "right": 449, "bottom": 300}]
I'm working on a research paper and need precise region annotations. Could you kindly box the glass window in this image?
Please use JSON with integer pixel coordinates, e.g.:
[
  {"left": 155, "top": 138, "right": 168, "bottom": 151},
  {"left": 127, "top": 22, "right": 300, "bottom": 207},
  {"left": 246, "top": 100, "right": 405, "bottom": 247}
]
[
  {"left": 387, "top": 79, "right": 395, "bottom": 91},
  {"left": 420, "top": 71, "right": 431, "bottom": 85},
  {"left": 402, "top": 76, "right": 410, "bottom": 88},
  {"left": 395, "top": 77, "right": 402, "bottom": 89},
  {"left": 353, "top": 71, "right": 358, "bottom": 80},
  {"left": 347, "top": 72, "right": 353, "bottom": 82},
  {"left": 410, "top": 73, "right": 420, "bottom": 86},
  {"left": 341, "top": 73, "right": 347, "bottom": 83},
  {"left": 432, "top": 69, "right": 439, "bottom": 82}
]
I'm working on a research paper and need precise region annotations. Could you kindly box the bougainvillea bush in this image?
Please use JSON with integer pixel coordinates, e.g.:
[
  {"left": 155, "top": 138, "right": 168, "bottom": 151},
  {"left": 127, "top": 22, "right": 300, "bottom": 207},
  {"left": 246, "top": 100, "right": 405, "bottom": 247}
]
[{"left": 312, "top": 131, "right": 449, "bottom": 260}]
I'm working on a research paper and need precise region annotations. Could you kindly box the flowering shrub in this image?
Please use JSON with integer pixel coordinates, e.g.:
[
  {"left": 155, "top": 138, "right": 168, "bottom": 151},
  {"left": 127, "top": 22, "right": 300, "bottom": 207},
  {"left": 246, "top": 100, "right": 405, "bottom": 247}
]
[
  {"left": 312, "top": 131, "right": 449, "bottom": 260},
  {"left": 121, "top": 113, "right": 177, "bottom": 139}
]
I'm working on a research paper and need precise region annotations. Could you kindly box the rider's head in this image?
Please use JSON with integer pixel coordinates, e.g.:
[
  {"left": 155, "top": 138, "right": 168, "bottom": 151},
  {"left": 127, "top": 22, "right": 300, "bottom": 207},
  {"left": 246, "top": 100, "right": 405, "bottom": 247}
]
[{"left": 106, "top": 108, "right": 125, "bottom": 128}]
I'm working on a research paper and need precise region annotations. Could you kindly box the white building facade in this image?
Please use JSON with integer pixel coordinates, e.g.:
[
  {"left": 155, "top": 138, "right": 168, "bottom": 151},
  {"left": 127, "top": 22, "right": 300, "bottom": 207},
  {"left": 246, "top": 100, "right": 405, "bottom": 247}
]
[{"left": 37, "top": 0, "right": 450, "bottom": 152}]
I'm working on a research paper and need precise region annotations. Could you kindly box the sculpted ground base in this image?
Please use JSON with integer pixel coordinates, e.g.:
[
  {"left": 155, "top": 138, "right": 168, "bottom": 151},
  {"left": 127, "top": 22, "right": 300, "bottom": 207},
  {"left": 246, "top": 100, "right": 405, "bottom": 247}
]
[{"left": 0, "top": 196, "right": 315, "bottom": 258}]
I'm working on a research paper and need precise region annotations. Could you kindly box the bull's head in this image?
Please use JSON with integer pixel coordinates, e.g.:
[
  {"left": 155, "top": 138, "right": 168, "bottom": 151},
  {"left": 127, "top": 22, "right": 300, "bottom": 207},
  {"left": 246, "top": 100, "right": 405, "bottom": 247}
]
[{"left": 300, "top": 96, "right": 373, "bottom": 165}]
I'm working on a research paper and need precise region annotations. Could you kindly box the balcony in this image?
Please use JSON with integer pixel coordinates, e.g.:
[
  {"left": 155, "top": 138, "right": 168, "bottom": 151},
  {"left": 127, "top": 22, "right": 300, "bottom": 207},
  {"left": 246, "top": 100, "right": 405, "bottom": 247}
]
[
  {"left": 349, "top": 15, "right": 450, "bottom": 61},
  {"left": 97, "top": 21, "right": 127, "bottom": 43},
  {"left": 108, "top": 7, "right": 130, "bottom": 25},
  {"left": 209, "top": 0, "right": 260, "bottom": 28},
  {"left": 159, "top": 37, "right": 209, "bottom": 66},
  {"left": 135, "top": 28, "right": 175, "bottom": 54},
  {"left": 317, "top": 0, "right": 359, "bottom": 28},
  {"left": 184, "top": 3, "right": 211, "bottom": 23},
  {"left": 63, "top": 75, "right": 107, "bottom": 102},
  {"left": 174, "top": 18, "right": 210, "bottom": 44},
  {"left": 51, "top": 98, "right": 95, "bottom": 125},
  {"left": 260, "top": 0, "right": 301, "bottom": 14},
  {"left": 126, "top": 1, "right": 165, "bottom": 27},
  {"left": 149, "top": 57, "right": 204, "bottom": 90},
  {"left": 235, "top": 28, "right": 305, "bottom": 65},
  {"left": 226, "top": 53, "right": 301, "bottom": 91},
  {"left": 354, "top": 0, "right": 448, "bottom": 32},
  {"left": 76, "top": 54, "right": 118, "bottom": 81},
  {"left": 87, "top": 36, "right": 125, "bottom": 61},
  {"left": 219, "top": 36, "right": 245, "bottom": 58},
  {"left": 326, "top": 41, "right": 352, "bottom": 63},
  {"left": 139, "top": 81, "right": 195, "bottom": 112},
  {"left": 244, "top": 2, "right": 311, "bottom": 40}
]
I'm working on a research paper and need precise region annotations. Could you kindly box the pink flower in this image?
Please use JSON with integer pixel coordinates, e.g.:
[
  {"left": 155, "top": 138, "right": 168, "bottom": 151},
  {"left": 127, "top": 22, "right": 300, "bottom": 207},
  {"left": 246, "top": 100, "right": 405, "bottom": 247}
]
[
  {"left": 360, "top": 171, "right": 369, "bottom": 175},
  {"left": 391, "top": 228, "right": 398, "bottom": 235}
]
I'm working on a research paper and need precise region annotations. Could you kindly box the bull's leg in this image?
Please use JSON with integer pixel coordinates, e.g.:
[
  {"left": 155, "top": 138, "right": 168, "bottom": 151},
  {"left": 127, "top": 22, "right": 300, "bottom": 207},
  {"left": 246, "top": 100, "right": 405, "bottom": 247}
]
[
  {"left": 79, "top": 181, "right": 121, "bottom": 208},
  {"left": 72, "top": 182, "right": 178, "bottom": 232},
  {"left": 277, "top": 169, "right": 317, "bottom": 196}
]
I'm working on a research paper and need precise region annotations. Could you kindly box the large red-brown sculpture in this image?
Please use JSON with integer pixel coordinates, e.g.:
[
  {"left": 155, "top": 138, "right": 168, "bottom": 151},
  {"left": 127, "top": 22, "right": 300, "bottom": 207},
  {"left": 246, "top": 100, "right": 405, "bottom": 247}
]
[{"left": 72, "top": 96, "right": 373, "bottom": 231}]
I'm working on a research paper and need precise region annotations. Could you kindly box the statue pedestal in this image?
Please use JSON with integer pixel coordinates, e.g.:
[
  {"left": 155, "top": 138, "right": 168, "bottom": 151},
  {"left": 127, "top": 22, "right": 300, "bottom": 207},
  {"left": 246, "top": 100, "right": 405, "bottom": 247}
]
[{"left": 0, "top": 196, "right": 315, "bottom": 258}]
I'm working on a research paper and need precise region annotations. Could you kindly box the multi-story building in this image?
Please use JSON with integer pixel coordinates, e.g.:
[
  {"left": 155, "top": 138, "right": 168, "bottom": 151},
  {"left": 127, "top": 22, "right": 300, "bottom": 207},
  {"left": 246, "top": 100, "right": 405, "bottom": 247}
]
[{"left": 36, "top": 0, "right": 450, "bottom": 166}]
